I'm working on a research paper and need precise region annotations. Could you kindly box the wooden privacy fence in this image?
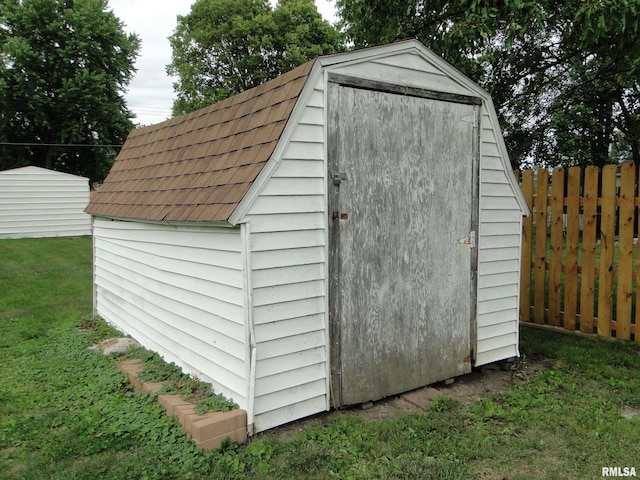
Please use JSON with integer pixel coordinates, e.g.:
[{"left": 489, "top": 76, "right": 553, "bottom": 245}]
[{"left": 516, "top": 163, "right": 639, "bottom": 343}]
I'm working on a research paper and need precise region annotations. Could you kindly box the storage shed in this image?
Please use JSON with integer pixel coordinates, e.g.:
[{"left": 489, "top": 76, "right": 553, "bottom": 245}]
[
  {"left": 86, "top": 40, "right": 529, "bottom": 433},
  {"left": 0, "top": 166, "right": 91, "bottom": 239}
]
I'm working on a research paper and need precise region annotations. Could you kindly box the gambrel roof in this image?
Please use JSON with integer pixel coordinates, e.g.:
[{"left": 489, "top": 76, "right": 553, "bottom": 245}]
[
  {"left": 86, "top": 60, "right": 315, "bottom": 223},
  {"left": 87, "top": 40, "right": 529, "bottom": 224}
]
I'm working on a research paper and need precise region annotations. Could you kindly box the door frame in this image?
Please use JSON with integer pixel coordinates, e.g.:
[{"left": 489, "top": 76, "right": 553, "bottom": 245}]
[{"left": 327, "top": 73, "right": 482, "bottom": 408}]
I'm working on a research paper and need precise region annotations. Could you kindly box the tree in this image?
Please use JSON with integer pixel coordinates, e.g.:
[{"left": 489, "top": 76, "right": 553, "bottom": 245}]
[
  {"left": 336, "top": 0, "right": 640, "bottom": 168},
  {"left": 271, "top": 0, "right": 345, "bottom": 72},
  {"left": 168, "top": 0, "right": 345, "bottom": 116},
  {"left": 0, "top": 0, "right": 140, "bottom": 182},
  {"left": 478, "top": 1, "right": 640, "bottom": 168}
]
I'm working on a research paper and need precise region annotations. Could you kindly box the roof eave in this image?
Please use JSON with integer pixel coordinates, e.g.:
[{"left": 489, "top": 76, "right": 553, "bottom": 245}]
[{"left": 89, "top": 214, "right": 236, "bottom": 229}]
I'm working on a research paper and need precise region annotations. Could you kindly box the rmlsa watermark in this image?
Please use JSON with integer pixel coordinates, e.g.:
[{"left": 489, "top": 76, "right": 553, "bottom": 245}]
[{"left": 602, "top": 467, "right": 637, "bottom": 477}]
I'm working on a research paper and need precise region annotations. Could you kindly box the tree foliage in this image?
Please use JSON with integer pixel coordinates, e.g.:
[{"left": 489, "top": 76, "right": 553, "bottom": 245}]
[
  {"left": 168, "top": 0, "right": 345, "bottom": 116},
  {"left": 336, "top": 0, "right": 640, "bottom": 168},
  {"left": 0, "top": 0, "right": 140, "bottom": 182}
]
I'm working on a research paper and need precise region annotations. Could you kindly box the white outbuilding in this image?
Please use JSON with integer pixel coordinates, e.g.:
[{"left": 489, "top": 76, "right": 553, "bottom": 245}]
[
  {"left": 0, "top": 166, "right": 91, "bottom": 239},
  {"left": 86, "top": 40, "right": 529, "bottom": 433}
]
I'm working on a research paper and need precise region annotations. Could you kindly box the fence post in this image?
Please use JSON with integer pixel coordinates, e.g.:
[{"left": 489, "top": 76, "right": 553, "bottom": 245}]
[
  {"left": 533, "top": 169, "right": 549, "bottom": 325},
  {"left": 580, "top": 166, "right": 599, "bottom": 333},
  {"left": 548, "top": 168, "right": 565, "bottom": 325},
  {"left": 563, "top": 166, "right": 581, "bottom": 331},
  {"left": 616, "top": 162, "right": 635, "bottom": 340},
  {"left": 597, "top": 165, "right": 617, "bottom": 337},
  {"left": 636, "top": 165, "right": 640, "bottom": 343},
  {"left": 519, "top": 170, "right": 534, "bottom": 321}
]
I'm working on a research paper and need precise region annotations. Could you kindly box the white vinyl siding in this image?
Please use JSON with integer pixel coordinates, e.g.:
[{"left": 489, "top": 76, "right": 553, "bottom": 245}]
[
  {"left": 93, "top": 218, "right": 247, "bottom": 407},
  {"left": 0, "top": 166, "right": 91, "bottom": 239},
  {"left": 476, "top": 111, "right": 522, "bottom": 365},
  {"left": 331, "top": 52, "right": 473, "bottom": 97},
  {"left": 242, "top": 78, "right": 328, "bottom": 432}
]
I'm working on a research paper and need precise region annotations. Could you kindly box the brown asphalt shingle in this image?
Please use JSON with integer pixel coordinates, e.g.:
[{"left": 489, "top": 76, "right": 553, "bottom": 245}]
[{"left": 86, "top": 60, "right": 315, "bottom": 223}]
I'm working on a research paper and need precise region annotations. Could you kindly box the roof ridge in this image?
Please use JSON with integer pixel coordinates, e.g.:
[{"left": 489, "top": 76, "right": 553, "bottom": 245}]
[{"left": 134, "top": 59, "right": 317, "bottom": 135}]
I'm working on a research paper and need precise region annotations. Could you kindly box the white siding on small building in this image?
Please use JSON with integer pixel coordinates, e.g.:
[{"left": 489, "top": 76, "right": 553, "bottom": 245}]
[
  {"left": 93, "top": 218, "right": 248, "bottom": 407},
  {"left": 329, "top": 51, "right": 473, "bottom": 97},
  {"left": 476, "top": 112, "right": 522, "bottom": 365},
  {"left": 242, "top": 78, "right": 329, "bottom": 432},
  {"left": 0, "top": 166, "right": 91, "bottom": 239},
  {"left": 88, "top": 41, "right": 527, "bottom": 433}
]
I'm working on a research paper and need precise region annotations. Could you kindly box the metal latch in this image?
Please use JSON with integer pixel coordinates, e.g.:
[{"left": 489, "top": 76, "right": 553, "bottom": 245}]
[{"left": 332, "top": 172, "right": 347, "bottom": 186}]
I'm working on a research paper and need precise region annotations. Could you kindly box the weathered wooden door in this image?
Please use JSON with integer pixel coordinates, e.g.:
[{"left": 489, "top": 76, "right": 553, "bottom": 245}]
[{"left": 328, "top": 77, "right": 480, "bottom": 407}]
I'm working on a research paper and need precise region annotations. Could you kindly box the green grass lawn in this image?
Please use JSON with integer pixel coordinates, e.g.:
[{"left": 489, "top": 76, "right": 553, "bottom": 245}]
[{"left": 1, "top": 237, "right": 639, "bottom": 479}]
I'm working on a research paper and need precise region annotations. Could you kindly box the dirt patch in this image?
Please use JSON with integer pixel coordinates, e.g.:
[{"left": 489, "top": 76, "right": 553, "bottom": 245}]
[
  {"left": 89, "top": 337, "right": 139, "bottom": 355},
  {"left": 261, "top": 357, "right": 551, "bottom": 440},
  {"left": 349, "top": 357, "right": 551, "bottom": 418},
  {"left": 621, "top": 405, "right": 640, "bottom": 419},
  {"left": 414, "top": 359, "right": 540, "bottom": 408}
]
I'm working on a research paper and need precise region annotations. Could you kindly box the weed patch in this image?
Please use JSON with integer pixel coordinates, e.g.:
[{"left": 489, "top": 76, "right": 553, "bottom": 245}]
[
  {"left": 77, "top": 315, "right": 123, "bottom": 345},
  {"left": 123, "top": 346, "right": 239, "bottom": 413}
]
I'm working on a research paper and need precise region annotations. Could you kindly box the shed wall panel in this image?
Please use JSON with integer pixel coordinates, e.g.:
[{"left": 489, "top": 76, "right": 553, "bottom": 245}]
[
  {"left": 373, "top": 52, "right": 450, "bottom": 75},
  {"left": 482, "top": 169, "right": 511, "bottom": 184},
  {"left": 253, "top": 263, "right": 324, "bottom": 289},
  {"left": 252, "top": 246, "right": 325, "bottom": 269},
  {"left": 253, "top": 279, "right": 324, "bottom": 307},
  {"left": 476, "top": 109, "right": 522, "bottom": 365},
  {"left": 481, "top": 156, "right": 506, "bottom": 171},
  {"left": 253, "top": 296, "right": 325, "bottom": 324},
  {"left": 93, "top": 218, "right": 248, "bottom": 407},
  {"left": 260, "top": 178, "right": 325, "bottom": 196},
  {"left": 476, "top": 344, "right": 519, "bottom": 366},
  {"left": 477, "top": 296, "right": 519, "bottom": 316},
  {"left": 478, "top": 283, "right": 519, "bottom": 302},
  {"left": 0, "top": 167, "right": 91, "bottom": 238},
  {"left": 478, "top": 271, "right": 520, "bottom": 289},
  {"left": 252, "top": 379, "right": 326, "bottom": 417},
  {"left": 254, "top": 315, "right": 324, "bottom": 343},
  {"left": 253, "top": 392, "right": 327, "bottom": 432},
  {"left": 332, "top": 54, "right": 473, "bottom": 97},
  {"left": 247, "top": 195, "right": 324, "bottom": 215},
  {"left": 478, "top": 308, "right": 519, "bottom": 326},
  {"left": 251, "top": 229, "right": 324, "bottom": 252},
  {"left": 266, "top": 159, "right": 324, "bottom": 178},
  {"left": 255, "top": 346, "right": 325, "bottom": 378},
  {"left": 254, "top": 362, "right": 326, "bottom": 397},
  {"left": 477, "top": 319, "right": 519, "bottom": 340},
  {"left": 243, "top": 79, "right": 329, "bottom": 432}
]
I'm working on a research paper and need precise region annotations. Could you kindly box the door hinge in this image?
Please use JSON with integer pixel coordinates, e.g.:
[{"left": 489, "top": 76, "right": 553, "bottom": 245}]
[{"left": 458, "top": 231, "right": 476, "bottom": 248}]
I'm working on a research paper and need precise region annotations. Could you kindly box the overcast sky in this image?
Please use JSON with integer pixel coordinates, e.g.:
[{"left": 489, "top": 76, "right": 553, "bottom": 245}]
[{"left": 108, "top": 0, "right": 338, "bottom": 126}]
